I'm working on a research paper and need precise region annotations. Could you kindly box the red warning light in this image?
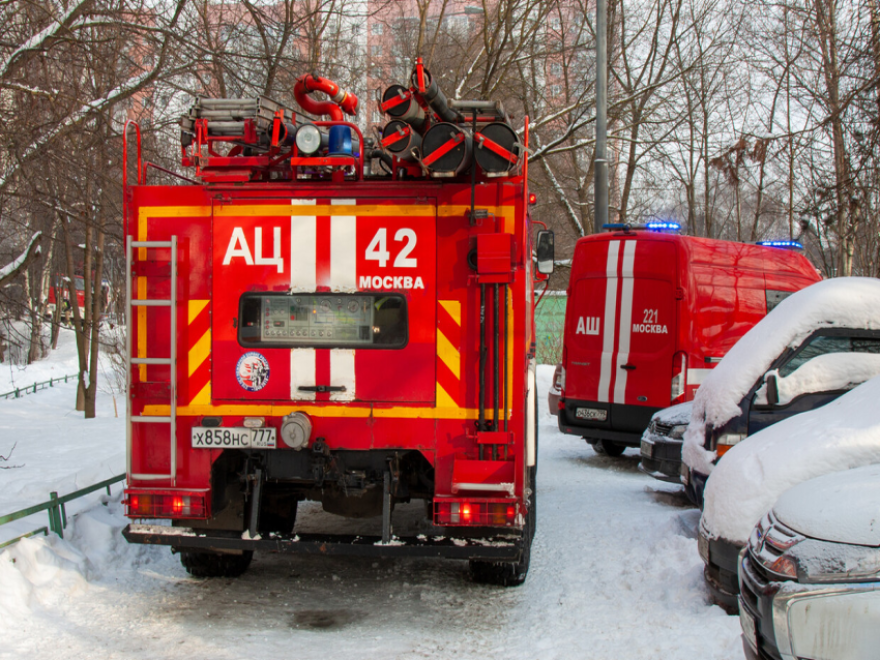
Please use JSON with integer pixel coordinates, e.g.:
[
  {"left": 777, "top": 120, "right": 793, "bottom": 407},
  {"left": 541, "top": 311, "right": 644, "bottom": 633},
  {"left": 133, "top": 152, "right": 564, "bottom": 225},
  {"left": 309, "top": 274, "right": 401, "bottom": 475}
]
[{"left": 528, "top": 193, "right": 537, "bottom": 205}]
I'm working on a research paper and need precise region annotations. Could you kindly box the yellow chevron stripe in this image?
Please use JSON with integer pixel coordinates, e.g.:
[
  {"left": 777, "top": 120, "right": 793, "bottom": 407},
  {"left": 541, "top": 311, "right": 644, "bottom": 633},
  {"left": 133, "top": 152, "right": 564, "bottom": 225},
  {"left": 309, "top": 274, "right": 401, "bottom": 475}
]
[
  {"left": 439, "top": 299, "right": 461, "bottom": 326},
  {"left": 188, "top": 299, "right": 209, "bottom": 324},
  {"left": 188, "top": 329, "right": 210, "bottom": 377},
  {"left": 437, "top": 330, "right": 460, "bottom": 379},
  {"left": 190, "top": 382, "right": 211, "bottom": 406},
  {"left": 436, "top": 383, "right": 457, "bottom": 409}
]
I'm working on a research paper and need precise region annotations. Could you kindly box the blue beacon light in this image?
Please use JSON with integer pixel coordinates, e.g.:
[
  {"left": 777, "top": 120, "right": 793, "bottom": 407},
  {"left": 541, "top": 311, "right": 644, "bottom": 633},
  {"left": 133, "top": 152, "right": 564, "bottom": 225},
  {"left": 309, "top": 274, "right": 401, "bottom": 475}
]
[{"left": 757, "top": 240, "right": 804, "bottom": 249}]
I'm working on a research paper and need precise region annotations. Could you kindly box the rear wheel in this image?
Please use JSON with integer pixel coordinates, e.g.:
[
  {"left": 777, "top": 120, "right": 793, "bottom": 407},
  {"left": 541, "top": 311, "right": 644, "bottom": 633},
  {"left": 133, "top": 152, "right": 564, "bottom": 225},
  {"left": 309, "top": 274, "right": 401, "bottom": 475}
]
[
  {"left": 468, "top": 507, "right": 532, "bottom": 587},
  {"left": 469, "top": 376, "right": 537, "bottom": 586},
  {"left": 591, "top": 438, "right": 626, "bottom": 457},
  {"left": 180, "top": 550, "right": 253, "bottom": 578}
]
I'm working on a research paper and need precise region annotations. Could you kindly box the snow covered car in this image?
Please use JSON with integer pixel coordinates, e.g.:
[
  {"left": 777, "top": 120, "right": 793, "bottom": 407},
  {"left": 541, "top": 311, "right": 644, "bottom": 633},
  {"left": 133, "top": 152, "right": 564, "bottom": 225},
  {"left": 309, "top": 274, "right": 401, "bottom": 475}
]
[
  {"left": 548, "top": 363, "right": 563, "bottom": 416},
  {"left": 698, "top": 373, "right": 880, "bottom": 610},
  {"left": 739, "top": 464, "right": 880, "bottom": 660},
  {"left": 638, "top": 401, "right": 692, "bottom": 483},
  {"left": 681, "top": 277, "right": 880, "bottom": 508}
]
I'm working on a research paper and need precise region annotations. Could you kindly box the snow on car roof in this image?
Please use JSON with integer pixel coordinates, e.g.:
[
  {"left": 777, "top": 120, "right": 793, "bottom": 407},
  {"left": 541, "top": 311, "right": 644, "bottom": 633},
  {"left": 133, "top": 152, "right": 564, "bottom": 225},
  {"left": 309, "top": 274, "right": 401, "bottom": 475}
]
[
  {"left": 701, "top": 374, "right": 880, "bottom": 544},
  {"left": 683, "top": 277, "right": 880, "bottom": 475},
  {"left": 651, "top": 401, "right": 693, "bottom": 425}
]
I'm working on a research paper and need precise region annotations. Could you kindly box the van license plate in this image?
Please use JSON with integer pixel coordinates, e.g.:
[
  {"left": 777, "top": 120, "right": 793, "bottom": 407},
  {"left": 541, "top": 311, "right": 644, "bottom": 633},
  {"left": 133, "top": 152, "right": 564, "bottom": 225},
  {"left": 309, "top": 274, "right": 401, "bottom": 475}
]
[
  {"left": 640, "top": 439, "right": 654, "bottom": 458},
  {"left": 191, "top": 427, "right": 276, "bottom": 449},
  {"left": 576, "top": 407, "right": 607, "bottom": 421}
]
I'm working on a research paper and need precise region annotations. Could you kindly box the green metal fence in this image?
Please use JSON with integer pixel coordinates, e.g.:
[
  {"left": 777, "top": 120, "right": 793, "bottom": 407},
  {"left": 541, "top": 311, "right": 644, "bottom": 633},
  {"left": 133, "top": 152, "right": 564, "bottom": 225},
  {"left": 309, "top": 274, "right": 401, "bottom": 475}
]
[
  {"left": 0, "top": 474, "right": 126, "bottom": 550},
  {"left": 535, "top": 292, "right": 567, "bottom": 365},
  {"left": 0, "top": 373, "right": 79, "bottom": 400}
]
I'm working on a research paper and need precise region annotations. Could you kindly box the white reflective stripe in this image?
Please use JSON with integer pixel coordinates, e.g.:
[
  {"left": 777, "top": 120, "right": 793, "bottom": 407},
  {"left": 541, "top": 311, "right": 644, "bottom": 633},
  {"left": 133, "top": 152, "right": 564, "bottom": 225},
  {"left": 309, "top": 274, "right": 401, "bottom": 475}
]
[
  {"left": 597, "top": 241, "right": 620, "bottom": 403},
  {"left": 687, "top": 368, "right": 713, "bottom": 385},
  {"left": 527, "top": 360, "right": 536, "bottom": 467},
  {"left": 329, "top": 349, "right": 355, "bottom": 401},
  {"left": 613, "top": 240, "right": 637, "bottom": 404},
  {"left": 290, "top": 348, "right": 316, "bottom": 401},
  {"left": 330, "top": 199, "right": 357, "bottom": 292},
  {"left": 290, "top": 199, "right": 316, "bottom": 292}
]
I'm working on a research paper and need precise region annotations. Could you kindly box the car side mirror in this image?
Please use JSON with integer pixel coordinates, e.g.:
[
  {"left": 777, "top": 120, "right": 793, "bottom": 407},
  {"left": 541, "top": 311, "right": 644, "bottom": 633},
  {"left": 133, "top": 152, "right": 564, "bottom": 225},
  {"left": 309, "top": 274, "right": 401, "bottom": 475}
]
[
  {"left": 536, "top": 230, "right": 554, "bottom": 275},
  {"left": 765, "top": 372, "right": 779, "bottom": 406}
]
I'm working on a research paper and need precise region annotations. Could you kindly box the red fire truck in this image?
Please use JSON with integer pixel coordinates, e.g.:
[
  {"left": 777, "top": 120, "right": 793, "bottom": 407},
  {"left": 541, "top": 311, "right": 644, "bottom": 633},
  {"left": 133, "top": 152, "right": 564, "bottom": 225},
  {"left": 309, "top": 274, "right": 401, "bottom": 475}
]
[
  {"left": 557, "top": 226, "right": 820, "bottom": 455},
  {"left": 121, "top": 61, "right": 552, "bottom": 586}
]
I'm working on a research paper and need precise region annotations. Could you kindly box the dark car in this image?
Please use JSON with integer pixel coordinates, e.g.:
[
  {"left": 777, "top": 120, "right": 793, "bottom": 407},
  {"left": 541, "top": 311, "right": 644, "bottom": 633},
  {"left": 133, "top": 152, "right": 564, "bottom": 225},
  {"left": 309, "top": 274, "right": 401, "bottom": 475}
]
[
  {"left": 684, "top": 328, "right": 880, "bottom": 510},
  {"left": 638, "top": 401, "right": 692, "bottom": 483}
]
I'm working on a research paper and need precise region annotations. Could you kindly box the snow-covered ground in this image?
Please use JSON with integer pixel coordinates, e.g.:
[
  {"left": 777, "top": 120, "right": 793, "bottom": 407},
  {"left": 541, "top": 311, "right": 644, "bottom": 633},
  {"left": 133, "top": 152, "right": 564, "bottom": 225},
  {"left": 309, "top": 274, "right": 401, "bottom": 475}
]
[{"left": 0, "top": 359, "right": 742, "bottom": 659}]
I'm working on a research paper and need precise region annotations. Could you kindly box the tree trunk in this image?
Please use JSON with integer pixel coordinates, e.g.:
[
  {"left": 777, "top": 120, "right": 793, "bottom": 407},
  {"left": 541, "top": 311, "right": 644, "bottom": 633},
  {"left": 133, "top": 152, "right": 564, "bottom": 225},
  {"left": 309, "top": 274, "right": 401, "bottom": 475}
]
[
  {"left": 61, "top": 218, "right": 89, "bottom": 412},
  {"left": 84, "top": 221, "right": 105, "bottom": 419}
]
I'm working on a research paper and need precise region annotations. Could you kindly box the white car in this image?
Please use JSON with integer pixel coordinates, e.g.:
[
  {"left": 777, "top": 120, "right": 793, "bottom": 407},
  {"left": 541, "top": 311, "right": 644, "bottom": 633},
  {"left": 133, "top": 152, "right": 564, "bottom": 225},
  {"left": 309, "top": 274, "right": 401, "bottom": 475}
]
[
  {"left": 739, "top": 464, "right": 880, "bottom": 660},
  {"left": 698, "top": 373, "right": 880, "bottom": 610}
]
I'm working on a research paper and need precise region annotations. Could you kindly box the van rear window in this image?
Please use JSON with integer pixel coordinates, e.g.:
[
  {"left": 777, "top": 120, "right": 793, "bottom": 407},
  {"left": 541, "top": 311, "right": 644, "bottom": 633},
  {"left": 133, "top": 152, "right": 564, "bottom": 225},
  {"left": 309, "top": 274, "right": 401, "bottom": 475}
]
[{"left": 779, "top": 335, "right": 880, "bottom": 377}]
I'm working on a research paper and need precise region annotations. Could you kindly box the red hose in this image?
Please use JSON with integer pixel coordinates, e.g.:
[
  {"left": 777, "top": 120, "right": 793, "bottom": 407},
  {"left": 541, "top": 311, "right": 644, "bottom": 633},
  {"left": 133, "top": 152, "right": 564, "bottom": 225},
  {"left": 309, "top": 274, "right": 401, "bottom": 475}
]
[{"left": 294, "top": 74, "right": 358, "bottom": 120}]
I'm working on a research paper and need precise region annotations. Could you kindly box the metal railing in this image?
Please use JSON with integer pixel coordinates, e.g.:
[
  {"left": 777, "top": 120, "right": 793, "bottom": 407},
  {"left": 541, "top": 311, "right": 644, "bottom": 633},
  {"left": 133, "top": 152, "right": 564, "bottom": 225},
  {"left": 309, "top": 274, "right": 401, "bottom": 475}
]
[
  {"left": 0, "top": 373, "right": 79, "bottom": 400},
  {"left": 0, "top": 474, "right": 126, "bottom": 549}
]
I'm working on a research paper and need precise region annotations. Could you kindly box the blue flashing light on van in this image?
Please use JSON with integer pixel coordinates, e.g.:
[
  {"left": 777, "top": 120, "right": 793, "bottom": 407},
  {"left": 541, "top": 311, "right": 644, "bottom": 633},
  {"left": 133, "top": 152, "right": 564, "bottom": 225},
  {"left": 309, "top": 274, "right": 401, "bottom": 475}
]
[{"left": 756, "top": 240, "right": 803, "bottom": 249}]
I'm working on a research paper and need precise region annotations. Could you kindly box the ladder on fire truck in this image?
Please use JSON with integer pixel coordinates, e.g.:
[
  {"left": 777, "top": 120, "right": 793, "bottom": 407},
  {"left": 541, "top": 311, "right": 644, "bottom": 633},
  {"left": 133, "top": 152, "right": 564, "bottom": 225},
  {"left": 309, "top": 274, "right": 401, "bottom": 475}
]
[{"left": 125, "top": 236, "right": 179, "bottom": 485}]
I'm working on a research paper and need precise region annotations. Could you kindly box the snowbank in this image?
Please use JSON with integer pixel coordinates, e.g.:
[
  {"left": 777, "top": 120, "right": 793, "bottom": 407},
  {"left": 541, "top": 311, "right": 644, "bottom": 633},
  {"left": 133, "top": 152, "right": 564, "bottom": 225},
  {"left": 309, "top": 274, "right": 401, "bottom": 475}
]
[
  {"left": 0, "top": 363, "right": 743, "bottom": 660},
  {"left": 683, "top": 277, "right": 880, "bottom": 475},
  {"left": 0, "top": 327, "right": 125, "bottom": 546},
  {"left": 701, "top": 374, "right": 880, "bottom": 544}
]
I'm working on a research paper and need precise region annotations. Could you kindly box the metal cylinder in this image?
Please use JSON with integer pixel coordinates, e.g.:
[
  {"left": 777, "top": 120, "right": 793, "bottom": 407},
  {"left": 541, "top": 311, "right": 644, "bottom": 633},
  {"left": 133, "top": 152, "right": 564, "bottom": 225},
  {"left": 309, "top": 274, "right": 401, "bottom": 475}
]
[
  {"left": 421, "top": 123, "right": 472, "bottom": 176},
  {"left": 474, "top": 122, "right": 521, "bottom": 174},
  {"left": 411, "top": 68, "right": 460, "bottom": 123},
  {"left": 381, "top": 120, "right": 421, "bottom": 160},
  {"left": 381, "top": 84, "right": 426, "bottom": 130},
  {"left": 280, "top": 412, "right": 312, "bottom": 450}
]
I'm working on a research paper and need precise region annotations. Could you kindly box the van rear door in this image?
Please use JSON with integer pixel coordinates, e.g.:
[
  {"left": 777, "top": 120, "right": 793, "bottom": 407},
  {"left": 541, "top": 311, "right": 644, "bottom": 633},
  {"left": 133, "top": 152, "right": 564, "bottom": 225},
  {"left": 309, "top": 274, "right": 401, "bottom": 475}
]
[{"left": 565, "top": 236, "right": 676, "bottom": 428}]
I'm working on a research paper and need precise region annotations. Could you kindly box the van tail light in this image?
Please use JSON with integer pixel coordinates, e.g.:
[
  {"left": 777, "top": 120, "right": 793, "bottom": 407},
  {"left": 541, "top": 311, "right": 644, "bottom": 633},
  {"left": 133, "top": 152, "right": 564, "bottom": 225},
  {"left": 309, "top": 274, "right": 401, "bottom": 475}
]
[
  {"left": 671, "top": 352, "right": 687, "bottom": 401},
  {"left": 434, "top": 499, "right": 518, "bottom": 526},
  {"left": 125, "top": 490, "right": 209, "bottom": 519},
  {"left": 715, "top": 433, "right": 747, "bottom": 457}
]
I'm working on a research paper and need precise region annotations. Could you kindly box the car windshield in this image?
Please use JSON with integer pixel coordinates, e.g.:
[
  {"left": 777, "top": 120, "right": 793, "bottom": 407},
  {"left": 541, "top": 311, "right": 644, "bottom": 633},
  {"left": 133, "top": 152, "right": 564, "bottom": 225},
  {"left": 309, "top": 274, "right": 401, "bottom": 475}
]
[{"left": 779, "top": 335, "right": 880, "bottom": 377}]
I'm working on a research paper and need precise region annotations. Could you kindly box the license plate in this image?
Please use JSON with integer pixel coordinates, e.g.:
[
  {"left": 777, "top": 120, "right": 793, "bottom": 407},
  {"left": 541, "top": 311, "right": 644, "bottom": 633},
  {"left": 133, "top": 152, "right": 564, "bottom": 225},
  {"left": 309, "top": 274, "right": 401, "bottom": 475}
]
[
  {"left": 698, "top": 532, "right": 710, "bottom": 564},
  {"left": 680, "top": 463, "right": 690, "bottom": 485},
  {"left": 576, "top": 407, "right": 607, "bottom": 421},
  {"left": 191, "top": 427, "right": 276, "bottom": 449},
  {"left": 640, "top": 439, "right": 654, "bottom": 458},
  {"left": 739, "top": 604, "right": 758, "bottom": 652}
]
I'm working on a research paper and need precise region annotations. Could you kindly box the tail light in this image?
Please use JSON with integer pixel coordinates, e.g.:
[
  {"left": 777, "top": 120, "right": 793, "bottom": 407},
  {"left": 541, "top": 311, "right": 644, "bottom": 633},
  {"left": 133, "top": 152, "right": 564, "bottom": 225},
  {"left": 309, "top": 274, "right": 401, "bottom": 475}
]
[
  {"left": 434, "top": 499, "right": 518, "bottom": 526},
  {"left": 125, "top": 490, "right": 208, "bottom": 519},
  {"left": 671, "top": 352, "right": 687, "bottom": 401},
  {"left": 715, "top": 433, "right": 746, "bottom": 457}
]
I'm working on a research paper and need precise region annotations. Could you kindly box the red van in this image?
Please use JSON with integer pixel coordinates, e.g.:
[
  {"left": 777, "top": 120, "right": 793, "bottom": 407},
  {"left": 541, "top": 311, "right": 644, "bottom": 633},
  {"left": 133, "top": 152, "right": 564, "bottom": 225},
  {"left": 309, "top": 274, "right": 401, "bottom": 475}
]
[{"left": 557, "top": 227, "right": 821, "bottom": 455}]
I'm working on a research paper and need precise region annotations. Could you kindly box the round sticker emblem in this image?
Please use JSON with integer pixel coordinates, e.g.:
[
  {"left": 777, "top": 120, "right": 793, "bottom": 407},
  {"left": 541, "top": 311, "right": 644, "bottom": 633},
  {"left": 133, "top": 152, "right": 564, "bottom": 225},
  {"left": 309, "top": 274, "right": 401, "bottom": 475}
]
[{"left": 236, "top": 352, "right": 270, "bottom": 392}]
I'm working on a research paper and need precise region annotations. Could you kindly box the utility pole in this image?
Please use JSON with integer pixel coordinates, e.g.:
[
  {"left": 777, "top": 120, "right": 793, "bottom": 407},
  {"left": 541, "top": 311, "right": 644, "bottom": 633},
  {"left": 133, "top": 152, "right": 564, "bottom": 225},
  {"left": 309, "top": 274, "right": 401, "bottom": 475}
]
[{"left": 594, "top": 0, "right": 608, "bottom": 234}]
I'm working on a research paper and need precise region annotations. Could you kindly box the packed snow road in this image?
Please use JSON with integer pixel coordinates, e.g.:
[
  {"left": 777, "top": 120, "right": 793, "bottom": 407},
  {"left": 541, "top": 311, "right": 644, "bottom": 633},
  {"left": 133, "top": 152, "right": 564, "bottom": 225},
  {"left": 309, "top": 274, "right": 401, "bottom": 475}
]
[{"left": 1, "top": 366, "right": 742, "bottom": 659}]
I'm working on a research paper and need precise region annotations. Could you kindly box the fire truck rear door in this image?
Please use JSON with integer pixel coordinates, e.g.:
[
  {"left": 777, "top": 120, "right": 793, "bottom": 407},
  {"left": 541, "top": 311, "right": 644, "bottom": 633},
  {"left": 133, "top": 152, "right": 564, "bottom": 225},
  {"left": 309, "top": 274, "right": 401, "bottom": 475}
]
[
  {"left": 210, "top": 197, "right": 436, "bottom": 404},
  {"left": 566, "top": 237, "right": 675, "bottom": 415}
]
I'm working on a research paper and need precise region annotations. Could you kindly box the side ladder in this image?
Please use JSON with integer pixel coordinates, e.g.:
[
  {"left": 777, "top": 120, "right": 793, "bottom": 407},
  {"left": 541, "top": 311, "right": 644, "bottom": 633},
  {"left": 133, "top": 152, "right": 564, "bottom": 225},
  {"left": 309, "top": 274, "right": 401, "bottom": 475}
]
[{"left": 125, "top": 236, "right": 178, "bottom": 484}]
